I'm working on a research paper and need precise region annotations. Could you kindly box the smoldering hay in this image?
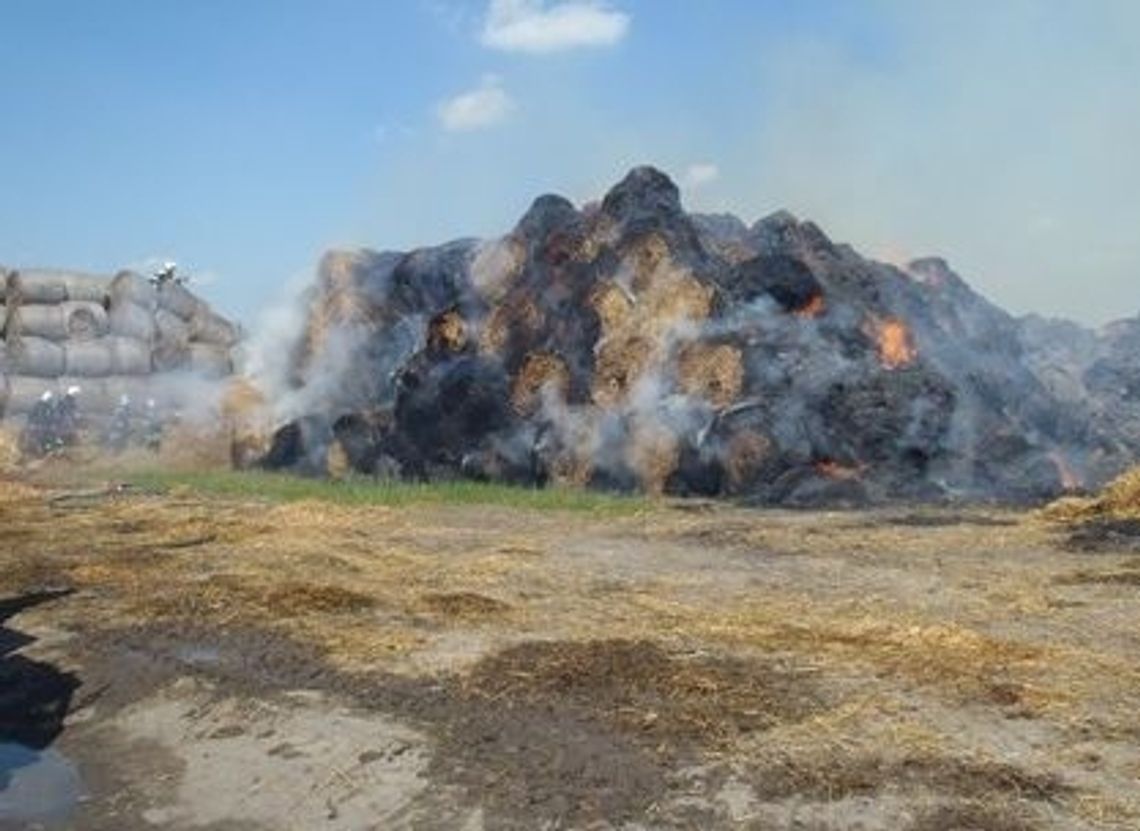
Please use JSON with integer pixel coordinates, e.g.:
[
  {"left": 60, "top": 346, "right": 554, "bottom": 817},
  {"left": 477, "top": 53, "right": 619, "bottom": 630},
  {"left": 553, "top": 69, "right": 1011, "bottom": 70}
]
[{"left": 250, "top": 166, "right": 1140, "bottom": 505}]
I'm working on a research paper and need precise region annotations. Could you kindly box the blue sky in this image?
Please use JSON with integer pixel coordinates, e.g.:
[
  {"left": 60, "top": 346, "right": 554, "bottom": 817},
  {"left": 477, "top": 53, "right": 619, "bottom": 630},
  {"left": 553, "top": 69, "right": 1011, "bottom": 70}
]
[{"left": 1, "top": 1, "right": 1137, "bottom": 325}]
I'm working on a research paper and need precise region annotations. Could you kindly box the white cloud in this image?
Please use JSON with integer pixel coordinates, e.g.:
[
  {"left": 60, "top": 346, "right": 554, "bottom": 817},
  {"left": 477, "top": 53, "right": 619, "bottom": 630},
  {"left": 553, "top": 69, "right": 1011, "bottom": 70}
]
[
  {"left": 683, "top": 163, "right": 719, "bottom": 189},
  {"left": 481, "top": 0, "right": 630, "bottom": 54},
  {"left": 437, "top": 75, "right": 515, "bottom": 132}
]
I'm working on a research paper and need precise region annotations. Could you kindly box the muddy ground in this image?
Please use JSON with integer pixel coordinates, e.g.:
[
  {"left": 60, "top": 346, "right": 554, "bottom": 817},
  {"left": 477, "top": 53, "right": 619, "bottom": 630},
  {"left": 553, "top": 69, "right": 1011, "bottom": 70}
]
[{"left": 1, "top": 473, "right": 1139, "bottom": 830}]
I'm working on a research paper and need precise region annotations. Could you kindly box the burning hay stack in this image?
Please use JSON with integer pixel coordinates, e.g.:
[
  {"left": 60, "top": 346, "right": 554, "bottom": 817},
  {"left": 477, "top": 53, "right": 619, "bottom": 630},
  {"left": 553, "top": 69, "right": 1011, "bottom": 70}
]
[
  {"left": 257, "top": 166, "right": 1140, "bottom": 506},
  {"left": 0, "top": 267, "right": 241, "bottom": 421}
]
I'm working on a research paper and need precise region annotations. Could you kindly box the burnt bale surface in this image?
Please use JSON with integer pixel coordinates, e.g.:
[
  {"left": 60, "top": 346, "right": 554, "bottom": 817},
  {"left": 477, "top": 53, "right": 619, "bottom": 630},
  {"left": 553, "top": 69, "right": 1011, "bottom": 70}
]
[{"left": 260, "top": 165, "right": 1140, "bottom": 505}]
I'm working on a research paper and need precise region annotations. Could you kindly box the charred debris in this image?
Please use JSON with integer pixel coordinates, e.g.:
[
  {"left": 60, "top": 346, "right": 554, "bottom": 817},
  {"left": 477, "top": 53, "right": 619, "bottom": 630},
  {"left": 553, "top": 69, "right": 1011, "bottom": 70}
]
[{"left": 259, "top": 166, "right": 1139, "bottom": 506}]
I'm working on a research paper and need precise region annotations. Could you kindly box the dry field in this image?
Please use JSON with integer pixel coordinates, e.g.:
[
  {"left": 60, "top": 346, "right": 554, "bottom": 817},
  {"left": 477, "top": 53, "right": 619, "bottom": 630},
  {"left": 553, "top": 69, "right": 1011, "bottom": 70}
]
[{"left": 1, "top": 458, "right": 1139, "bottom": 829}]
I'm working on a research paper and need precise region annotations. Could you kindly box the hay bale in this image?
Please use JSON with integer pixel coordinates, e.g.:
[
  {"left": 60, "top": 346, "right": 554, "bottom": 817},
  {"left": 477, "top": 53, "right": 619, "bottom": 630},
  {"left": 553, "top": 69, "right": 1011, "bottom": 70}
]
[
  {"left": 109, "top": 270, "right": 155, "bottom": 308},
  {"left": 152, "top": 340, "right": 190, "bottom": 372},
  {"left": 6, "top": 337, "right": 65, "bottom": 377},
  {"left": 11, "top": 302, "right": 109, "bottom": 341},
  {"left": 723, "top": 429, "right": 774, "bottom": 493},
  {"left": 626, "top": 415, "right": 680, "bottom": 495},
  {"left": 156, "top": 281, "right": 203, "bottom": 320},
  {"left": 155, "top": 308, "right": 191, "bottom": 346},
  {"left": 426, "top": 308, "right": 467, "bottom": 354},
  {"left": 64, "top": 337, "right": 152, "bottom": 377},
  {"left": 5, "top": 270, "right": 68, "bottom": 305},
  {"left": 676, "top": 342, "right": 744, "bottom": 408},
  {"left": 589, "top": 280, "right": 635, "bottom": 338},
  {"left": 108, "top": 301, "right": 156, "bottom": 341},
  {"left": 480, "top": 295, "right": 543, "bottom": 355},
  {"left": 510, "top": 351, "right": 570, "bottom": 415},
  {"left": 187, "top": 342, "right": 232, "bottom": 378},
  {"left": 189, "top": 309, "right": 240, "bottom": 347},
  {"left": 4, "top": 376, "right": 47, "bottom": 415},
  {"left": 591, "top": 335, "right": 655, "bottom": 407}
]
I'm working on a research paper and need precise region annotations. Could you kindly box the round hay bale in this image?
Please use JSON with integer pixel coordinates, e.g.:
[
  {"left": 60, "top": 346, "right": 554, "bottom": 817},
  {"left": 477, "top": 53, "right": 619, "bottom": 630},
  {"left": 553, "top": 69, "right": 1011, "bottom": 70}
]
[
  {"left": 109, "top": 270, "right": 155, "bottom": 308},
  {"left": 63, "top": 342, "right": 113, "bottom": 376},
  {"left": 7, "top": 337, "right": 65, "bottom": 377},
  {"left": 156, "top": 281, "right": 203, "bottom": 320},
  {"left": 426, "top": 309, "right": 467, "bottom": 354},
  {"left": 188, "top": 309, "right": 239, "bottom": 347},
  {"left": 12, "top": 302, "right": 109, "bottom": 341},
  {"left": 5, "top": 270, "right": 69, "bottom": 305},
  {"left": 221, "top": 378, "right": 271, "bottom": 468},
  {"left": 64, "top": 337, "right": 152, "bottom": 377},
  {"left": 589, "top": 280, "right": 634, "bottom": 338},
  {"left": 626, "top": 416, "right": 680, "bottom": 496},
  {"left": 3, "top": 376, "right": 59, "bottom": 415},
  {"left": 155, "top": 308, "right": 191, "bottom": 347},
  {"left": 676, "top": 342, "right": 744, "bottom": 408},
  {"left": 187, "top": 342, "right": 232, "bottom": 378},
  {"left": 510, "top": 351, "right": 570, "bottom": 415},
  {"left": 0, "top": 306, "right": 8, "bottom": 338},
  {"left": 479, "top": 295, "right": 543, "bottom": 355},
  {"left": 591, "top": 335, "right": 655, "bottom": 408},
  {"left": 723, "top": 429, "right": 774, "bottom": 493},
  {"left": 152, "top": 340, "right": 190, "bottom": 372},
  {"left": 108, "top": 301, "right": 156, "bottom": 341},
  {"left": 60, "top": 272, "right": 112, "bottom": 303},
  {"left": 643, "top": 273, "right": 713, "bottom": 335}
]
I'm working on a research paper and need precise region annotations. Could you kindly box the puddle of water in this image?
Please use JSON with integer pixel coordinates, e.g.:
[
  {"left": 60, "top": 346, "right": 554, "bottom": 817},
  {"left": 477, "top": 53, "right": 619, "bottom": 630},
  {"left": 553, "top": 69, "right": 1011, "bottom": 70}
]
[
  {"left": 0, "top": 742, "right": 83, "bottom": 826},
  {"left": 174, "top": 644, "right": 223, "bottom": 667}
]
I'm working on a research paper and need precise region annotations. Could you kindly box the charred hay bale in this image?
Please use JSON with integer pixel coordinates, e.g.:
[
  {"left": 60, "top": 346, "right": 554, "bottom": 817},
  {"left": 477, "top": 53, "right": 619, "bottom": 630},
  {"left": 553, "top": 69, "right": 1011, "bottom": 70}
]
[
  {"left": 726, "top": 253, "right": 824, "bottom": 313},
  {"left": 64, "top": 337, "right": 152, "bottom": 376},
  {"left": 426, "top": 308, "right": 468, "bottom": 355},
  {"left": 6, "top": 337, "right": 66, "bottom": 377},
  {"left": 591, "top": 335, "right": 655, "bottom": 408},
  {"left": 11, "top": 302, "right": 109, "bottom": 341},
  {"left": 395, "top": 354, "right": 513, "bottom": 462},
  {"left": 156, "top": 280, "right": 204, "bottom": 320},
  {"left": 109, "top": 270, "right": 155, "bottom": 308},
  {"left": 510, "top": 351, "right": 570, "bottom": 416},
  {"left": 189, "top": 309, "right": 240, "bottom": 347},
  {"left": 187, "top": 343, "right": 232, "bottom": 378},
  {"left": 152, "top": 340, "right": 189, "bottom": 372},
  {"left": 108, "top": 301, "right": 156, "bottom": 341},
  {"left": 675, "top": 342, "right": 743, "bottom": 408}
]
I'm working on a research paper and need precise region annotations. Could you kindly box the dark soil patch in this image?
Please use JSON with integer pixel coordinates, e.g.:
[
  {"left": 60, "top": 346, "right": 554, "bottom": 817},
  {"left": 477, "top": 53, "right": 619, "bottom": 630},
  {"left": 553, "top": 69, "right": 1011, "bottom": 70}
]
[
  {"left": 1066, "top": 518, "right": 1140, "bottom": 552},
  {"left": 880, "top": 512, "right": 1018, "bottom": 528},
  {"left": 750, "top": 753, "right": 1068, "bottom": 803},
  {"left": 907, "top": 801, "right": 1042, "bottom": 831},
  {"left": 419, "top": 591, "right": 510, "bottom": 618},
  {"left": 1055, "top": 567, "right": 1140, "bottom": 587}
]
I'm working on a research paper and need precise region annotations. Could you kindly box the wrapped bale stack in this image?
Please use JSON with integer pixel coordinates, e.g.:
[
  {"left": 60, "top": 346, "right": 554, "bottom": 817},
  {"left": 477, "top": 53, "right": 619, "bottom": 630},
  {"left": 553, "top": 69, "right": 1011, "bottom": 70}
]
[{"left": 0, "top": 266, "right": 240, "bottom": 419}]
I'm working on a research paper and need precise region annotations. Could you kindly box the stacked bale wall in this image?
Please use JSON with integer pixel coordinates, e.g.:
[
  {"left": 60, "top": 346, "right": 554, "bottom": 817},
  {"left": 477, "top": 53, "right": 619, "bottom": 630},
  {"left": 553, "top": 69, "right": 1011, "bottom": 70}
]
[{"left": 0, "top": 266, "right": 240, "bottom": 419}]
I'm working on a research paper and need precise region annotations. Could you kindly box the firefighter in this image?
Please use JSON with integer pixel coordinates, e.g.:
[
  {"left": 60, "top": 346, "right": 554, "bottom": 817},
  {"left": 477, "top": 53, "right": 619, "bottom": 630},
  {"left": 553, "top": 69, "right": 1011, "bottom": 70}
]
[
  {"left": 56, "top": 385, "right": 82, "bottom": 447},
  {"left": 22, "top": 390, "right": 57, "bottom": 457},
  {"left": 141, "top": 398, "right": 164, "bottom": 451}
]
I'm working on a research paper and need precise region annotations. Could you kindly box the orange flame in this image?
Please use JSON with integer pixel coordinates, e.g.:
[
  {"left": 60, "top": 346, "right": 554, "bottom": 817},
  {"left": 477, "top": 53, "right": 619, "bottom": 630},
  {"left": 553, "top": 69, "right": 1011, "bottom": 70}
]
[
  {"left": 1049, "top": 451, "right": 1081, "bottom": 491},
  {"left": 873, "top": 317, "right": 917, "bottom": 370},
  {"left": 814, "top": 459, "right": 864, "bottom": 481},
  {"left": 794, "top": 293, "right": 826, "bottom": 318}
]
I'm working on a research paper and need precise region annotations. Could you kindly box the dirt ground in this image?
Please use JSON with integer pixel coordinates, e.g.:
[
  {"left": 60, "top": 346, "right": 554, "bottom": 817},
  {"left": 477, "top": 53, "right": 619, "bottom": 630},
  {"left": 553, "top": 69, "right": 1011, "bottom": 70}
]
[{"left": 1, "top": 471, "right": 1139, "bottom": 830}]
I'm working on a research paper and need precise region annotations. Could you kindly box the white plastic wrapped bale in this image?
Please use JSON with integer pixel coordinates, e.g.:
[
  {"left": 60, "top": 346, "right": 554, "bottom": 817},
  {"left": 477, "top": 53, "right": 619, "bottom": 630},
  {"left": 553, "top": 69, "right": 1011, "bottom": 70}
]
[
  {"left": 109, "top": 270, "right": 155, "bottom": 309},
  {"left": 6, "top": 337, "right": 66, "bottom": 378},
  {"left": 64, "top": 337, "right": 153, "bottom": 377},
  {"left": 108, "top": 301, "right": 156, "bottom": 341},
  {"left": 5, "top": 270, "right": 69, "bottom": 305},
  {"left": 11, "top": 302, "right": 109, "bottom": 341},
  {"left": 187, "top": 342, "right": 232, "bottom": 378},
  {"left": 3, "top": 376, "right": 60, "bottom": 415},
  {"left": 189, "top": 309, "right": 240, "bottom": 347},
  {"left": 156, "top": 281, "right": 204, "bottom": 320}
]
